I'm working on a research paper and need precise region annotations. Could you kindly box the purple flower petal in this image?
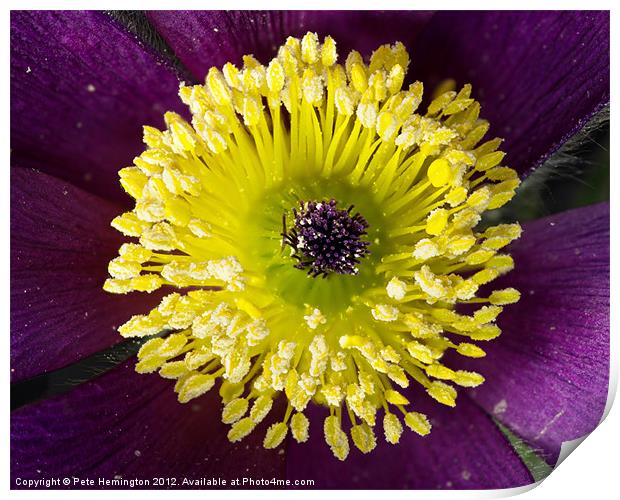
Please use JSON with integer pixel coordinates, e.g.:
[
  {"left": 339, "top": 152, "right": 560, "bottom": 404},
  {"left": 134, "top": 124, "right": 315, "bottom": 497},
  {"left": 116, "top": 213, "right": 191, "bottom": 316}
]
[
  {"left": 462, "top": 202, "right": 609, "bottom": 465},
  {"left": 147, "top": 11, "right": 433, "bottom": 80},
  {"left": 11, "top": 168, "right": 164, "bottom": 381},
  {"left": 11, "top": 361, "right": 286, "bottom": 486},
  {"left": 412, "top": 11, "right": 609, "bottom": 175},
  {"left": 10, "top": 11, "right": 186, "bottom": 204},
  {"left": 286, "top": 396, "right": 532, "bottom": 489}
]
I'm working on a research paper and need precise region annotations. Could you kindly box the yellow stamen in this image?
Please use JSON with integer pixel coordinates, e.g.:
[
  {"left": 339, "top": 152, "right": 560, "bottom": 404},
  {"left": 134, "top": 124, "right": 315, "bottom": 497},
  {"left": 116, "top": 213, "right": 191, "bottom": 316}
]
[{"left": 105, "top": 32, "right": 521, "bottom": 460}]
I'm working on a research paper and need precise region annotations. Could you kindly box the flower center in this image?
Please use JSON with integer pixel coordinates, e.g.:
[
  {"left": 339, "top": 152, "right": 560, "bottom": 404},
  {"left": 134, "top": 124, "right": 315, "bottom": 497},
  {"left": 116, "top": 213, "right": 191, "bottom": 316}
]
[
  {"left": 104, "top": 31, "right": 522, "bottom": 461},
  {"left": 283, "top": 199, "right": 370, "bottom": 277}
]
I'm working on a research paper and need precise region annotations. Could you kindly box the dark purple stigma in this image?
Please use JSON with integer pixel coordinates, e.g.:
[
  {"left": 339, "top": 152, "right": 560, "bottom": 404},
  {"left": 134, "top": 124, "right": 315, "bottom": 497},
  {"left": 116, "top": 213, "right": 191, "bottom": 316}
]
[{"left": 282, "top": 199, "right": 371, "bottom": 278}]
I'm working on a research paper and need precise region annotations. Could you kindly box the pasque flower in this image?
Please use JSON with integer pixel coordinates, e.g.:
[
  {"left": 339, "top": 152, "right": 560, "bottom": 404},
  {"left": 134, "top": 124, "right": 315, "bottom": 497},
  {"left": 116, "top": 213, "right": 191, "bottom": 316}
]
[{"left": 11, "top": 10, "right": 609, "bottom": 489}]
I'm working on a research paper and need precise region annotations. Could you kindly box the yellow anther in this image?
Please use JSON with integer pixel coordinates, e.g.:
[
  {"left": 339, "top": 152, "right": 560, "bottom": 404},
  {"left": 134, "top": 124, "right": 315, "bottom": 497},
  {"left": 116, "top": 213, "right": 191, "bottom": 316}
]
[
  {"left": 469, "top": 324, "right": 502, "bottom": 341},
  {"left": 345, "top": 50, "right": 364, "bottom": 77},
  {"left": 264, "top": 422, "right": 288, "bottom": 449},
  {"left": 241, "top": 56, "right": 266, "bottom": 93},
  {"left": 266, "top": 59, "right": 285, "bottom": 94},
  {"left": 111, "top": 212, "right": 151, "bottom": 237},
  {"left": 135, "top": 355, "right": 166, "bottom": 374},
  {"left": 384, "top": 389, "right": 410, "bottom": 406},
  {"left": 242, "top": 96, "right": 262, "bottom": 127},
  {"left": 177, "top": 373, "right": 215, "bottom": 403},
  {"left": 369, "top": 44, "right": 390, "bottom": 72},
  {"left": 432, "top": 79, "right": 456, "bottom": 99},
  {"left": 467, "top": 186, "right": 491, "bottom": 212},
  {"left": 484, "top": 223, "right": 522, "bottom": 241},
  {"left": 387, "top": 64, "right": 405, "bottom": 94},
  {"left": 130, "top": 274, "right": 164, "bottom": 293},
  {"left": 386, "top": 277, "right": 407, "bottom": 300},
  {"left": 250, "top": 395, "right": 273, "bottom": 424},
  {"left": 447, "top": 234, "right": 477, "bottom": 256},
  {"left": 350, "top": 63, "right": 368, "bottom": 93},
  {"left": 489, "top": 288, "right": 521, "bottom": 305},
  {"left": 426, "top": 363, "right": 456, "bottom": 380},
  {"left": 108, "top": 257, "right": 142, "bottom": 280},
  {"left": 222, "top": 398, "right": 249, "bottom": 424},
  {"left": 302, "top": 68, "right": 324, "bottom": 105},
  {"left": 474, "top": 305, "right": 502, "bottom": 323},
  {"left": 465, "top": 249, "right": 496, "bottom": 265},
  {"left": 304, "top": 308, "right": 327, "bottom": 329},
  {"left": 426, "top": 381, "right": 457, "bottom": 407},
  {"left": 456, "top": 343, "right": 486, "bottom": 358},
  {"left": 118, "top": 243, "right": 152, "bottom": 263},
  {"left": 187, "top": 218, "right": 212, "bottom": 238},
  {"left": 119, "top": 167, "right": 148, "bottom": 199},
  {"left": 321, "top": 383, "right": 344, "bottom": 406},
  {"left": 334, "top": 86, "right": 356, "bottom": 116},
  {"left": 324, "top": 415, "right": 349, "bottom": 461},
  {"left": 414, "top": 266, "right": 447, "bottom": 299},
  {"left": 222, "top": 62, "right": 242, "bottom": 90},
  {"left": 383, "top": 412, "right": 403, "bottom": 444},
  {"left": 356, "top": 98, "right": 378, "bottom": 128},
  {"left": 426, "top": 208, "right": 449, "bottom": 235},
  {"left": 142, "top": 125, "right": 164, "bottom": 148},
  {"left": 164, "top": 196, "right": 191, "bottom": 227},
  {"left": 166, "top": 113, "right": 198, "bottom": 152},
  {"left": 103, "top": 278, "right": 132, "bottom": 294},
  {"left": 370, "top": 71, "right": 388, "bottom": 101},
  {"left": 476, "top": 151, "right": 506, "bottom": 171},
  {"left": 452, "top": 208, "right": 481, "bottom": 230},
  {"left": 227, "top": 417, "right": 256, "bottom": 442},
  {"left": 321, "top": 36, "right": 337, "bottom": 67},
  {"left": 413, "top": 238, "right": 440, "bottom": 260},
  {"left": 391, "top": 42, "right": 409, "bottom": 70},
  {"left": 376, "top": 111, "right": 399, "bottom": 141},
  {"left": 473, "top": 268, "right": 499, "bottom": 285},
  {"left": 118, "top": 312, "right": 164, "bottom": 337},
  {"left": 446, "top": 186, "right": 468, "bottom": 207},
  {"left": 387, "top": 365, "right": 409, "bottom": 388},
  {"left": 488, "top": 185, "right": 519, "bottom": 210},
  {"left": 371, "top": 304, "right": 399, "bottom": 322},
  {"left": 487, "top": 166, "right": 519, "bottom": 181},
  {"left": 443, "top": 97, "right": 474, "bottom": 115},
  {"left": 159, "top": 361, "right": 190, "bottom": 380},
  {"left": 427, "top": 90, "right": 456, "bottom": 115},
  {"left": 486, "top": 254, "right": 515, "bottom": 273},
  {"left": 291, "top": 412, "right": 310, "bottom": 443},
  {"left": 404, "top": 412, "right": 432, "bottom": 436},
  {"left": 157, "top": 333, "right": 187, "bottom": 357},
  {"left": 453, "top": 370, "right": 485, "bottom": 387},
  {"left": 454, "top": 279, "right": 479, "bottom": 300},
  {"left": 202, "top": 127, "right": 228, "bottom": 154},
  {"left": 301, "top": 32, "right": 320, "bottom": 64},
  {"left": 137, "top": 337, "right": 165, "bottom": 359},
  {"left": 427, "top": 158, "right": 452, "bottom": 187},
  {"left": 407, "top": 341, "right": 435, "bottom": 364},
  {"left": 351, "top": 423, "right": 377, "bottom": 453},
  {"left": 358, "top": 372, "right": 375, "bottom": 394}
]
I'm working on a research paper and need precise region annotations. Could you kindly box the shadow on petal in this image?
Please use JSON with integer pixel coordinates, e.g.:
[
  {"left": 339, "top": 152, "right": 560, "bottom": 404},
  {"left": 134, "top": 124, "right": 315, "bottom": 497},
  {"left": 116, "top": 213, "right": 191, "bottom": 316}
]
[{"left": 11, "top": 168, "right": 165, "bottom": 381}]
